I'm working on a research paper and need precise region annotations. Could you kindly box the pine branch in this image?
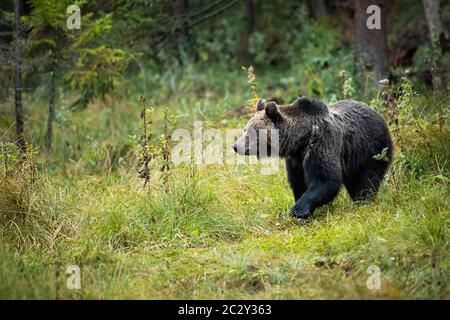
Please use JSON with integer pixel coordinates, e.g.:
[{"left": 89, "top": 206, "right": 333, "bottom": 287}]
[{"left": 154, "top": 0, "right": 240, "bottom": 53}]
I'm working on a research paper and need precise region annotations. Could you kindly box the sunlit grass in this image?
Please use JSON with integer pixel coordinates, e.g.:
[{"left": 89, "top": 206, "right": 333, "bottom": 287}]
[{"left": 1, "top": 145, "right": 448, "bottom": 299}]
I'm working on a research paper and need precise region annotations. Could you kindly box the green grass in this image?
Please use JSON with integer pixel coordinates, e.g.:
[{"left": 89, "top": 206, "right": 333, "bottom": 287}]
[
  {"left": 0, "top": 65, "right": 449, "bottom": 299},
  {"left": 1, "top": 142, "right": 449, "bottom": 299}
]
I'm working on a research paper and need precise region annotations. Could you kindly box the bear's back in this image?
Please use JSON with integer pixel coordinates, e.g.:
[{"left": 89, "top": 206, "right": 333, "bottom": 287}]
[
  {"left": 328, "top": 100, "right": 388, "bottom": 136},
  {"left": 328, "top": 100, "right": 392, "bottom": 175}
]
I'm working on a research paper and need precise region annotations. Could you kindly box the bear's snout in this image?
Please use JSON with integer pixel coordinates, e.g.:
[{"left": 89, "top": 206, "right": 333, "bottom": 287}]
[{"left": 232, "top": 143, "right": 238, "bottom": 153}]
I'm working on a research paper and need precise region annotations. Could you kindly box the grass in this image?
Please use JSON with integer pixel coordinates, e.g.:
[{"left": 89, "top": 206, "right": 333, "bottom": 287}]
[
  {"left": 1, "top": 147, "right": 449, "bottom": 299},
  {"left": 0, "top": 66, "right": 449, "bottom": 299}
]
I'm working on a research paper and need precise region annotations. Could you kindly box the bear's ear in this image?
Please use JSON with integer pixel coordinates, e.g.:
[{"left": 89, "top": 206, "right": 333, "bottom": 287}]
[
  {"left": 265, "top": 102, "right": 281, "bottom": 122},
  {"left": 256, "top": 98, "right": 266, "bottom": 111}
]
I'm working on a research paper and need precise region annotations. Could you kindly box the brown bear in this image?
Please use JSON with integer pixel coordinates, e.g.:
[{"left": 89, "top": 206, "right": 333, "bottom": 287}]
[{"left": 232, "top": 97, "right": 393, "bottom": 219}]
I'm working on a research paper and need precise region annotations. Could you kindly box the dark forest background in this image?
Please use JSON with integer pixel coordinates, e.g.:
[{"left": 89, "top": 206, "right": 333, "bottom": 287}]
[{"left": 1, "top": 0, "right": 449, "bottom": 152}]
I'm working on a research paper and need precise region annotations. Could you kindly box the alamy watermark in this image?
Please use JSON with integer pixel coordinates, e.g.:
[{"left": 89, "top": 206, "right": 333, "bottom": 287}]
[
  {"left": 65, "top": 4, "right": 381, "bottom": 31},
  {"left": 171, "top": 121, "right": 280, "bottom": 175},
  {"left": 66, "top": 265, "right": 81, "bottom": 290},
  {"left": 366, "top": 5, "right": 381, "bottom": 30},
  {"left": 66, "top": 5, "right": 81, "bottom": 30},
  {"left": 366, "top": 264, "right": 381, "bottom": 290}
]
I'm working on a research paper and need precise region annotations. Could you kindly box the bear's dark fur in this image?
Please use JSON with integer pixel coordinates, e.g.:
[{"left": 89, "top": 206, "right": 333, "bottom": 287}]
[{"left": 234, "top": 97, "right": 393, "bottom": 219}]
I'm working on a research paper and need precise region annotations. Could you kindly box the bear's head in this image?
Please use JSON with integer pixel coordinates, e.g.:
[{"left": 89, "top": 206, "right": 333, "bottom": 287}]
[
  {"left": 232, "top": 98, "right": 281, "bottom": 158},
  {"left": 232, "top": 96, "right": 328, "bottom": 158}
]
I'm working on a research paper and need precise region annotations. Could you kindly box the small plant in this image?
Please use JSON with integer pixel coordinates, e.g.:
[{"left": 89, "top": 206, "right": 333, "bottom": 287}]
[
  {"left": 242, "top": 65, "right": 259, "bottom": 112},
  {"left": 138, "top": 95, "right": 155, "bottom": 188},
  {"left": 0, "top": 141, "right": 38, "bottom": 223},
  {"left": 0, "top": 141, "right": 37, "bottom": 180},
  {"left": 376, "top": 75, "right": 418, "bottom": 151},
  {"left": 377, "top": 78, "right": 399, "bottom": 128},
  {"left": 338, "top": 70, "right": 355, "bottom": 99},
  {"left": 397, "top": 75, "right": 417, "bottom": 124},
  {"left": 159, "top": 106, "right": 176, "bottom": 192}
]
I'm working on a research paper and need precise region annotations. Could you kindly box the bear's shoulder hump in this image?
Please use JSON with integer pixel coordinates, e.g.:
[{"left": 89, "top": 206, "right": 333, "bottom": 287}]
[{"left": 291, "top": 97, "right": 328, "bottom": 115}]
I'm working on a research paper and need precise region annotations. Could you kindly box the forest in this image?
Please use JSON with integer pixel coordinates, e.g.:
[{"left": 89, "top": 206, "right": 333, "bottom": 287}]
[{"left": 0, "top": 0, "right": 449, "bottom": 299}]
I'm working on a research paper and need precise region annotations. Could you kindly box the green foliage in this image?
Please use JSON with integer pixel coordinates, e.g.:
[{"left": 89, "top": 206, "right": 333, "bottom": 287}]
[
  {"left": 338, "top": 70, "right": 356, "bottom": 99},
  {"left": 25, "top": 0, "right": 127, "bottom": 109},
  {"left": 373, "top": 147, "right": 390, "bottom": 162}
]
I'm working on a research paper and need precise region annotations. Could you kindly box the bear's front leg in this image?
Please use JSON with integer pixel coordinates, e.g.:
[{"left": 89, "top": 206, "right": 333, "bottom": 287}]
[
  {"left": 289, "top": 147, "right": 342, "bottom": 219},
  {"left": 289, "top": 200, "right": 311, "bottom": 219},
  {"left": 289, "top": 182, "right": 341, "bottom": 219},
  {"left": 286, "top": 159, "right": 306, "bottom": 201}
]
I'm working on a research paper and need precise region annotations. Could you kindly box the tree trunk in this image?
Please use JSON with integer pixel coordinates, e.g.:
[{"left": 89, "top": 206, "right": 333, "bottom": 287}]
[
  {"left": 45, "top": 68, "right": 56, "bottom": 155},
  {"left": 14, "top": 0, "right": 25, "bottom": 152},
  {"left": 354, "top": 0, "right": 389, "bottom": 83},
  {"left": 237, "top": 0, "right": 255, "bottom": 63},
  {"left": 422, "top": 0, "right": 444, "bottom": 128},
  {"left": 308, "top": 0, "right": 329, "bottom": 19},
  {"left": 422, "top": 0, "right": 442, "bottom": 44},
  {"left": 244, "top": 0, "right": 255, "bottom": 33},
  {"left": 172, "top": 0, "right": 188, "bottom": 42}
]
